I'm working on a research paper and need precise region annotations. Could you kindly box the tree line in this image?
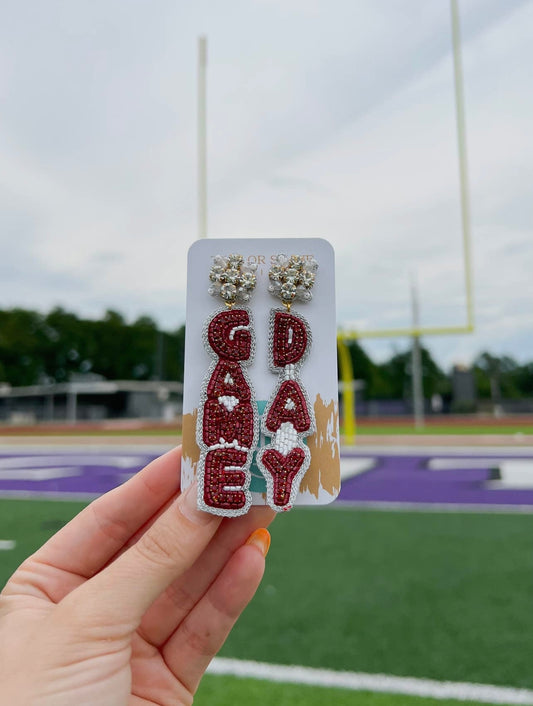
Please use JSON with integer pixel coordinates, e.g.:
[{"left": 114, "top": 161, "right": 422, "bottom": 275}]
[
  {"left": 0, "top": 307, "right": 531, "bottom": 401},
  {"left": 0, "top": 308, "right": 185, "bottom": 387},
  {"left": 342, "top": 341, "right": 533, "bottom": 402}
]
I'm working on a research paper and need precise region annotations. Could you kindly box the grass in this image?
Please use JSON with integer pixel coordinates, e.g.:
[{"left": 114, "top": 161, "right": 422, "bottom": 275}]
[
  {"left": 195, "top": 675, "right": 509, "bottom": 706},
  {"left": 1, "top": 500, "right": 533, "bottom": 694},
  {"left": 0, "top": 498, "right": 86, "bottom": 585},
  {"left": 220, "top": 507, "right": 533, "bottom": 689}
]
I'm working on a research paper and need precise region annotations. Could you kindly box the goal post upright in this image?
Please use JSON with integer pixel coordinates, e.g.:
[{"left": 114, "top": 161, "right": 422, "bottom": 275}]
[
  {"left": 451, "top": 0, "right": 475, "bottom": 332},
  {"left": 338, "top": 0, "right": 474, "bottom": 445}
]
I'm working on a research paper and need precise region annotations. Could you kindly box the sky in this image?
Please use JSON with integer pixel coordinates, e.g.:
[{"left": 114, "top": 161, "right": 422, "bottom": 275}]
[{"left": 0, "top": 0, "right": 531, "bottom": 369}]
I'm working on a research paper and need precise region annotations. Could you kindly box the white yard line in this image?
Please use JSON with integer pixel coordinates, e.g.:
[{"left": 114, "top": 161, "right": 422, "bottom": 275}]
[
  {"left": 340, "top": 457, "right": 375, "bottom": 480},
  {"left": 208, "top": 658, "right": 533, "bottom": 704},
  {"left": 332, "top": 500, "right": 533, "bottom": 514},
  {"left": 0, "top": 490, "right": 99, "bottom": 501},
  {"left": 0, "top": 540, "right": 16, "bottom": 551},
  {"left": 343, "top": 446, "right": 533, "bottom": 457}
]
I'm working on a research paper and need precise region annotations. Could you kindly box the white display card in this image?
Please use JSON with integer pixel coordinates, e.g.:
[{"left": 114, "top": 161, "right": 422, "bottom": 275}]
[{"left": 181, "top": 237, "right": 340, "bottom": 508}]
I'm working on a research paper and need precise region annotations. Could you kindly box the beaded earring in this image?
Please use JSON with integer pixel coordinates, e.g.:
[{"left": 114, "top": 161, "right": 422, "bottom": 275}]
[
  {"left": 257, "top": 254, "right": 318, "bottom": 512},
  {"left": 196, "top": 254, "right": 259, "bottom": 517}
]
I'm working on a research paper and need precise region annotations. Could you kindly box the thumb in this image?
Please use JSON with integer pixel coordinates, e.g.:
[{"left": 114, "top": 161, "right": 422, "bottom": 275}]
[{"left": 59, "top": 482, "right": 221, "bottom": 629}]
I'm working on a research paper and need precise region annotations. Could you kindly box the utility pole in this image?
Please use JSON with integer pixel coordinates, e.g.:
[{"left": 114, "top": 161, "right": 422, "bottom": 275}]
[
  {"left": 155, "top": 329, "right": 164, "bottom": 381},
  {"left": 197, "top": 36, "right": 208, "bottom": 239},
  {"left": 410, "top": 277, "right": 425, "bottom": 429},
  {"left": 67, "top": 386, "right": 77, "bottom": 425}
]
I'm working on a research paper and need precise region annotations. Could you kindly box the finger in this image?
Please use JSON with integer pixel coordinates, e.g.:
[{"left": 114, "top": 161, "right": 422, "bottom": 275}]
[
  {"left": 30, "top": 447, "right": 182, "bottom": 580},
  {"left": 5, "top": 490, "right": 183, "bottom": 605},
  {"left": 162, "top": 529, "right": 270, "bottom": 694},
  {"left": 138, "top": 505, "right": 275, "bottom": 646},
  {"left": 58, "top": 481, "right": 221, "bottom": 628},
  {"left": 103, "top": 491, "right": 181, "bottom": 566}
]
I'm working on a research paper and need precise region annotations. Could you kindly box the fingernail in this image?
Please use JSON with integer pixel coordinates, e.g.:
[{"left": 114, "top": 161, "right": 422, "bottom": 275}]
[
  {"left": 180, "top": 480, "right": 217, "bottom": 526},
  {"left": 245, "top": 528, "right": 271, "bottom": 557}
]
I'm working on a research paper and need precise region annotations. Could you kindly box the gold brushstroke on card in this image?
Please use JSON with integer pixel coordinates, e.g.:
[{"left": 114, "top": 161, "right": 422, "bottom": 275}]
[
  {"left": 301, "top": 395, "right": 340, "bottom": 499},
  {"left": 182, "top": 409, "right": 200, "bottom": 475}
]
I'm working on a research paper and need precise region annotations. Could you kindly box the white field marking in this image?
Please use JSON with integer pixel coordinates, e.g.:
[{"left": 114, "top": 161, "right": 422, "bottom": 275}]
[
  {"left": 339, "top": 457, "right": 375, "bottom": 480},
  {"left": 332, "top": 500, "right": 533, "bottom": 515},
  {"left": 0, "top": 540, "right": 16, "bottom": 551},
  {"left": 0, "top": 490, "right": 100, "bottom": 501},
  {"left": 342, "top": 446, "right": 533, "bottom": 457},
  {"left": 0, "top": 455, "right": 145, "bottom": 470},
  {"left": 428, "top": 458, "right": 511, "bottom": 470},
  {"left": 488, "top": 461, "right": 533, "bottom": 489},
  {"left": 207, "top": 658, "right": 533, "bottom": 704},
  {"left": 428, "top": 458, "right": 533, "bottom": 490},
  {"left": 0, "top": 466, "right": 82, "bottom": 481}
]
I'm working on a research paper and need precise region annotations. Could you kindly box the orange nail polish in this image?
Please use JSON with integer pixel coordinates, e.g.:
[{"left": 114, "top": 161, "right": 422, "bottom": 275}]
[{"left": 245, "top": 528, "right": 271, "bottom": 557}]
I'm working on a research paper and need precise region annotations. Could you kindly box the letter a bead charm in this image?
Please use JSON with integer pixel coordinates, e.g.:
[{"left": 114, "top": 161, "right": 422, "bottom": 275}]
[
  {"left": 196, "top": 255, "right": 259, "bottom": 517},
  {"left": 258, "top": 254, "right": 318, "bottom": 512}
]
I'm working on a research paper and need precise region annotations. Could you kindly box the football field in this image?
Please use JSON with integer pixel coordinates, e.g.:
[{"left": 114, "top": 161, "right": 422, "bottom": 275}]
[{"left": 1, "top": 440, "right": 533, "bottom": 705}]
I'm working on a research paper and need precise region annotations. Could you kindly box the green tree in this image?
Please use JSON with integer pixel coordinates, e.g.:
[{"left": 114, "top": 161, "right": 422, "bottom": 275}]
[
  {"left": 0, "top": 309, "right": 47, "bottom": 385},
  {"left": 377, "top": 346, "right": 451, "bottom": 401},
  {"left": 43, "top": 307, "right": 93, "bottom": 383},
  {"left": 473, "top": 352, "right": 523, "bottom": 400}
]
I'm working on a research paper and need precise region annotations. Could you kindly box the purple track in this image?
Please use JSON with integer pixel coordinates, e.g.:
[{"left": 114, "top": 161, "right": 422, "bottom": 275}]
[
  {"left": 338, "top": 451, "right": 533, "bottom": 508},
  {"left": 0, "top": 449, "right": 158, "bottom": 499},
  {"left": 0, "top": 447, "right": 533, "bottom": 508}
]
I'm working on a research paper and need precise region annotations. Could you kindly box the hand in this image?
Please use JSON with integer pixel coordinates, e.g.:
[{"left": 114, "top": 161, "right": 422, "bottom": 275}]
[{"left": 0, "top": 446, "right": 274, "bottom": 706}]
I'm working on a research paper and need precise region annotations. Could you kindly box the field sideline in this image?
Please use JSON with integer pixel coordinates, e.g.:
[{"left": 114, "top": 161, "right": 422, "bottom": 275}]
[{"left": 1, "top": 414, "right": 533, "bottom": 439}]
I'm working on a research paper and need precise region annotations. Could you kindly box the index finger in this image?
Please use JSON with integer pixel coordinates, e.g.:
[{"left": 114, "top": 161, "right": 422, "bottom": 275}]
[
  {"left": 29, "top": 446, "right": 183, "bottom": 580},
  {"left": 59, "top": 480, "right": 221, "bottom": 628}
]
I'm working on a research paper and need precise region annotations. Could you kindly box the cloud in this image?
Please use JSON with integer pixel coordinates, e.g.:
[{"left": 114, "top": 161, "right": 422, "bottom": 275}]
[{"left": 0, "top": 0, "right": 530, "bottom": 367}]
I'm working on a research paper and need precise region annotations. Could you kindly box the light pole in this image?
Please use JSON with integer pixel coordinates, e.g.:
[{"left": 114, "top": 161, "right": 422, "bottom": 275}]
[{"left": 197, "top": 36, "right": 208, "bottom": 239}]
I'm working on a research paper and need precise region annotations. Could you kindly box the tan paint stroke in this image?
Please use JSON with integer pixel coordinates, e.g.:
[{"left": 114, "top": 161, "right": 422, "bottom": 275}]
[
  {"left": 183, "top": 399, "right": 340, "bottom": 500},
  {"left": 182, "top": 409, "right": 200, "bottom": 476},
  {"left": 301, "top": 395, "right": 341, "bottom": 499}
]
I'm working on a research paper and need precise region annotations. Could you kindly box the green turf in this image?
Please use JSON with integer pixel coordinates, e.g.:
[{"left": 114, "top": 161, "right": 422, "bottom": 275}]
[
  {"left": 221, "top": 507, "right": 533, "bottom": 689},
  {"left": 0, "top": 498, "right": 87, "bottom": 585},
  {"left": 1, "top": 499, "right": 533, "bottom": 693},
  {"left": 195, "top": 675, "right": 509, "bottom": 706}
]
